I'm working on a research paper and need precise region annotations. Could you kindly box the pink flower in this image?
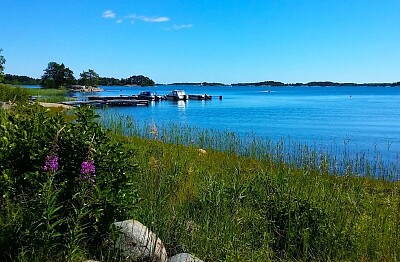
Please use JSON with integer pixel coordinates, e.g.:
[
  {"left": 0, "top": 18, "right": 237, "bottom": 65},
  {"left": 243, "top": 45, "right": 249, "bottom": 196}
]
[
  {"left": 43, "top": 154, "right": 59, "bottom": 173},
  {"left": 80, "top": 160, "right": 96, "bottom": 186}
]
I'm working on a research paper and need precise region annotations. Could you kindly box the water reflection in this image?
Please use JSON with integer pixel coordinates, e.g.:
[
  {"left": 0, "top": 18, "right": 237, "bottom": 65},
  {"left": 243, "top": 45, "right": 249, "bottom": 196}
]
[{"left": 177, "top": 100, "right": 187, "bottom": 110}]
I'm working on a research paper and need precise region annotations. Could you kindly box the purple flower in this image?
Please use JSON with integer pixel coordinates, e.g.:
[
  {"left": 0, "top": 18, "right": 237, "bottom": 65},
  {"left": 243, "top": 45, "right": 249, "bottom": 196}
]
[
  {"left": 43, "top": 154, "right": 59, "bottom": 173},
  {"left": 80, "top": 160, "right": 96, "bottom": 186},
  {"left": 81, "top": 160, "right": 95, "bottom": 175}
]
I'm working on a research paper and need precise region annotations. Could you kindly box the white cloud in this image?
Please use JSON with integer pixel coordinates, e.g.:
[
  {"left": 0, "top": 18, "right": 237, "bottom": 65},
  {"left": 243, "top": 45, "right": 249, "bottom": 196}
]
[
  {"left": 143, "top": 16, "right": 170, "bottom": 22},
  {"left": 164, "top": 24, "right": 194, "bottom": 31},
  {"left": 102, "top": 11, "right": 191, "bottom": 29},
  {"left": 102, "top": 10, "right": 116, "bottom": 19},
  {"left": 127, "top": 14, "right": 170, "bottom": 23},
  {"left": 173, "top": 24, "right": 193, "bottom": 30}
]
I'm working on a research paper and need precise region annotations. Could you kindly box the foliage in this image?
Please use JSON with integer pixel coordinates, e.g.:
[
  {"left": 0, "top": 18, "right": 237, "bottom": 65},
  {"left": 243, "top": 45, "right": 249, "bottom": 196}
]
[
  {"left": 102, "top": 116, "right": 400, "bottom": 261},
  {"left": 3, "top": 74, "right": 40, "bottom": 85},
  {"left": 79, "top": 69, "right": 100, "bottom": 87},
  {"left": 124, "top": 75, "right": 155, "bottom": 86},
  {"left": 26, "top": 87, "right": 70, "bottom": 103},
  {"left": 0, "top": 49, "right": 5, "bottom": 82},
  {"left": 99, "top": 75, "right": 155, "bottom": 86},
  {"left": 1, "top": 104, "right": 399, "bottom": 261},
  {"left": 118, "top": 135, "right": 400, "bottom": 261},
  {"left": 0, "top": 105, "right": 138, "bottom": 260},
  {"left": 0, "top": 84, "right": 29, "bottom": 102},
  {"left": 41, "top": 62, "right": 76, "bottom": 89}
]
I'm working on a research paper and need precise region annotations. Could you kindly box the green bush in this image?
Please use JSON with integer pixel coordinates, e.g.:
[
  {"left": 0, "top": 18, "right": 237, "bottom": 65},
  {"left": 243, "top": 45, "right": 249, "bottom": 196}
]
[
  {"left": 0, "top": 104, "right": 138, "bottom": 260},
  {"left": 0, "top": 84, "right": 29, "bottom": 103}
]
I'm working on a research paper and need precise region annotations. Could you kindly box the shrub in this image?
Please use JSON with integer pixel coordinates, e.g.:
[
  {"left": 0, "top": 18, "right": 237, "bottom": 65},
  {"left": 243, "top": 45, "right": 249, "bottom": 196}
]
[
  {"left": 0, "top": 104, "right": 138, "bottom": 260},
  {"left": 0, "top": 84, "right": 29, "bottom": 103}
]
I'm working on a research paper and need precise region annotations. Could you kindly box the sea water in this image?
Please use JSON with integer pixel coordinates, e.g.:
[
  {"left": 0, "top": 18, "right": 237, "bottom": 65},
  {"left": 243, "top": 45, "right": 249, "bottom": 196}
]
[{"left": 71, "top": 85, "right": 400, "bottom": 166}]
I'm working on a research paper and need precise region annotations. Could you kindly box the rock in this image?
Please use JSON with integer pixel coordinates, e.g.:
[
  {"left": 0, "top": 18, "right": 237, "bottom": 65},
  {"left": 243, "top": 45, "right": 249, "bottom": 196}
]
[
  {"left": 113, "top": 220, "right": 168, "bottom": 262},
  {"left": 198, "top": 149, "right": 207, "bottom": 155},
  {"left": 168, "top": 253, "right": 204, "bottom": 262}
]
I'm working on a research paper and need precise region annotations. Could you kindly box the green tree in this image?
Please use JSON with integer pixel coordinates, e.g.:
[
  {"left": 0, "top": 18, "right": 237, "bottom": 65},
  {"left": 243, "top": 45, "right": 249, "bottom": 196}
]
[
  {"left": 41, "top": 62, "right": 75, "bottom": 89},
  {"left": 126, "top": 75, "right": 155, "bottom": 86},
  {"left": 0, "top": 49, "right": 5, "bottom": 82},
  {"left": 79, "top": 69, "right": 99, "bottom": 87}
]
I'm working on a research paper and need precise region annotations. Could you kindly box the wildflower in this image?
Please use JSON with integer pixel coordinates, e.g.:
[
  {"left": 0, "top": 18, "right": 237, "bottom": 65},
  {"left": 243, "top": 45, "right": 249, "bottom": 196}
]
[
  {"left": 150, "top": 121, "right": 159, "bottom": 140},
  {"left": 80, "top": 160, "right": 96, "bottom": 186},
  {"left": 43, "top": 154, "right": 59, "bottom": 173}
]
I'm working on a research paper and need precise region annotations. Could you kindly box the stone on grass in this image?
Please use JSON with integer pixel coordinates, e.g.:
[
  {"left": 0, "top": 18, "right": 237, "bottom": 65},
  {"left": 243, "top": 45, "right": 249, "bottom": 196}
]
[
  {"left": 113, "top": 220, "right": 168, "bottom": 262},
  {"left": 168, "top": 253, "right": 204, "bottom": 262},
  {"left": 198, "top": 149, "right": 207, "bottom": 155}
]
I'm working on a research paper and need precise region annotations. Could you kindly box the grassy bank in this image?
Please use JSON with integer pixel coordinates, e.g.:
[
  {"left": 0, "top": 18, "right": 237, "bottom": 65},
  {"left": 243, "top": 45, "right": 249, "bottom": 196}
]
[
  {"left": 25, "top": 87, "right": 70, "bottom": 103},
  {"left": 0, "top": 83, "right": 29, "bottom": 102},
  {"left": 0, "top": 83, "right": 70, "bottom": 103},
  {"left": 116, "top": 135, "right": 400, "bottom": 261},
  {"left": 1, "top": 104, "right": 399, "bottom": 261}
]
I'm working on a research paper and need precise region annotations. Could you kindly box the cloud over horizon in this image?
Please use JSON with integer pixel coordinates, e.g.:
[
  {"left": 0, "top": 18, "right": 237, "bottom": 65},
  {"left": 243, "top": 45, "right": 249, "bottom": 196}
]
[
  {"left": 102, "top": 10, "right": 116, "bottom": 19},
  {"left": 173, "top": 24, "right": 193, "bottom": 30},
  {"left": 127, "top": 14, "right": 170, "bottom": 23},
  {"left": 101, "top": 10, "right": 192, "bottom": 30}
]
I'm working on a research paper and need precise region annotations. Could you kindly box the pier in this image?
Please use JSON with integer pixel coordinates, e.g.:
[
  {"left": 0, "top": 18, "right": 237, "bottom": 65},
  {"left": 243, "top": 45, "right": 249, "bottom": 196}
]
[
  {"left": 62, "top": 92, "right": 222, "bottom": 108},
  {"left": 61, "top": 99, "right": 149, "bottom": 107}
]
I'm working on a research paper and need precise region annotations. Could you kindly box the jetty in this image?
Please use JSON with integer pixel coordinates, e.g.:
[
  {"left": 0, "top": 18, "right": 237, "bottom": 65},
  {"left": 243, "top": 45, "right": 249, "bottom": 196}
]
[
  {"left": 61, "top": 99, "right": 149, "bottom": 107},
  {"left": 188, "top": 94, "right": 222, "bottom": 100},
  {"left": 61, "top": 91, "right": 222, "bottom": 108}
]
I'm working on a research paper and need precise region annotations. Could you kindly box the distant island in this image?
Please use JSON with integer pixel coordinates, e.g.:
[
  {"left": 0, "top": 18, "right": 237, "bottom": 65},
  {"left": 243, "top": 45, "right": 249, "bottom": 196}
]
[
  {"left": 231, "top": 80, "right": 400, "bottom": 87},
  {"left": 4, "top": 74, "right": 155, "bottom": 87},
  {"left": 3, "top": 74, "right": 400, "bottom": 87},
  {"left": 166, "top": 82, "right": 227, "bottom": 86}
]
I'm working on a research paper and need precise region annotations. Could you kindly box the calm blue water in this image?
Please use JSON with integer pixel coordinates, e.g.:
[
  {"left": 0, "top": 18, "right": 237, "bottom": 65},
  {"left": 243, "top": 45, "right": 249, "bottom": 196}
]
[{"left": 70, "top": 85, "right": 400, "bottom": 164}]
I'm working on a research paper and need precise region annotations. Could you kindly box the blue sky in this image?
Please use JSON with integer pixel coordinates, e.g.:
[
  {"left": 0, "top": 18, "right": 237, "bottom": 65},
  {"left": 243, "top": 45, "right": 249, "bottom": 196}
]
[{"left": 1, "top": 0, "right": 400, "bottom": 84}]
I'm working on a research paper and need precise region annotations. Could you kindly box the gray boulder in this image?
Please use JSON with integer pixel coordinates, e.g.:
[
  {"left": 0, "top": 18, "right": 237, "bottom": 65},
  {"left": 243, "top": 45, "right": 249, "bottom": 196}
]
[
  {"left": 113, "top": 220, "right": 168, "bottom": 262},
  {"left": 168, "top": 253, "right": 204, "bottom": 262}
]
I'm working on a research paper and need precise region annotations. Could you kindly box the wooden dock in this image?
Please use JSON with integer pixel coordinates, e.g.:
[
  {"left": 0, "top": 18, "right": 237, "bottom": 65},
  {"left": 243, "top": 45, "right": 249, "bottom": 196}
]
[
  {"left": 62, "top": 92, "right": 223, "bottom": 108},
  {"left": 87, "top": 95, "right": 139, "bottom": 101},
  {"left": 61, "top": 99, "right": 149, "bottom": 107},
  {"left": 188, "top": 94, "right": 222, "bottom": 100}
]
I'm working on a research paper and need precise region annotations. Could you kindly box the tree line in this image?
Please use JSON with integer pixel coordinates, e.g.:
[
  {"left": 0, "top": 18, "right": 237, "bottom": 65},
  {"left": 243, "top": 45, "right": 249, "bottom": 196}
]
[
  {"left": 0, "top": 56, "right": 155, "bottom": 88},
  {"left": 40, "top": 62, "right": 155, "bottom": 89}
]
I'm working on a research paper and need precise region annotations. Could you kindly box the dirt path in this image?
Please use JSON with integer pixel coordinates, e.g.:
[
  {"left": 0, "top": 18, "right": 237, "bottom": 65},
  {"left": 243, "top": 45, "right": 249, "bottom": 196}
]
[{"left": 38, "top": 102, "right": 73, "bottom": 110}]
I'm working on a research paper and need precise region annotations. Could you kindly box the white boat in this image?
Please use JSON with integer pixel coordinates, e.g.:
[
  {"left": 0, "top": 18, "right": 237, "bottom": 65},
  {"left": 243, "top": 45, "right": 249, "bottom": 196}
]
[{"left": 165, "top": 90, "right": 187, "bottom": 101}]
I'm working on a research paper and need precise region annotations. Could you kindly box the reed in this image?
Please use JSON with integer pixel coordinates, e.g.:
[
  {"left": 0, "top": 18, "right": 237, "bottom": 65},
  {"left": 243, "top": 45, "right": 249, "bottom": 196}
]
[
  {"left": 100, "top": 112, "right": 399, "bottom": 180},
  {"left": 0, "top": 83, "right": 29, "bottom": 102},
  {"left": 2, "top": 105, "right": 399, "bottom": 261},
  {"left": 26, "top": 87, "right": 70, "bottom": 103},
  {"left": 99, "top": 112, "right": 400, "bottom": 261}
]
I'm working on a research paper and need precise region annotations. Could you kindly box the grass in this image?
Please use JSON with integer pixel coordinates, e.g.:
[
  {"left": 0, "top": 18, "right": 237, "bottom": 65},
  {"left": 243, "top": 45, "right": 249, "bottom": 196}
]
[
  {"left": 101, "top": 113, "right": 399, "bottom": 180},
  {"left": 99, "top": 113, "right": 400, "bottom": 261},
  {"left": 25, "top": 87, "right": 71, "bottom": 103},
  {"left": 1, "top": 105, "right": 400, "bottom": 261},
  {"left": 114, "top": 134, "right": 400, "bottom": 261},
  {"left": 0, "top": 83, "right": 71, "bottom": 103},
  {"left": 0, "top": 83, "right": 29, "bottom": 102}
]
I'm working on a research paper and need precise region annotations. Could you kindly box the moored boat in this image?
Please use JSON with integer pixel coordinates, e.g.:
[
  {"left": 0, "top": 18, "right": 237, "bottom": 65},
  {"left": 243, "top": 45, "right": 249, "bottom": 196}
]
[
  {"left": 138, "top": 91, "right": 157, "bottom": 101},
  {"left": 165, "top": 90, "right": 187, "bottom": 101}
]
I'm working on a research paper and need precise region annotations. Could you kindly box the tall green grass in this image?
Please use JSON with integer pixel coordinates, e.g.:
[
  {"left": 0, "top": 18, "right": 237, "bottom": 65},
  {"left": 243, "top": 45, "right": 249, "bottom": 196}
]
[
  {"left": 97, "top": 112, "right": 400, "bottom": 260},
  {"left": 112, "top": 134, "right": 400, "bottom": 261},
  {"left": 0, "top": 84, "right": 71, "bottom": 103},
  {"left": 1, "top": 105, "right": 399, "bottom": 261},
  {"left": 26, "top": 87, "right": 70, "bottom": 103},
  {"left": 100, "top": 112, "right": 399, "bottom": 180},
  {"left": 0, "top": 83, "right": 29, "bottom": 102}
]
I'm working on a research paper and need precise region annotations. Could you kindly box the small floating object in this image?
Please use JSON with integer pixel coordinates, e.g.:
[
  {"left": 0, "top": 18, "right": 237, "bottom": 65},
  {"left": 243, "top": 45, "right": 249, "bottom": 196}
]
[{"left": 188, "top": 94, "right": 212, "bottom": 100}]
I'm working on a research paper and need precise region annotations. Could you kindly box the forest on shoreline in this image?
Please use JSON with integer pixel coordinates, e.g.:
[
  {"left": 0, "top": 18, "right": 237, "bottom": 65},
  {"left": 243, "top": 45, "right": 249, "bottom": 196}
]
[{"left": 5, "top": 74, "right": 400, "bottom": 87}]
